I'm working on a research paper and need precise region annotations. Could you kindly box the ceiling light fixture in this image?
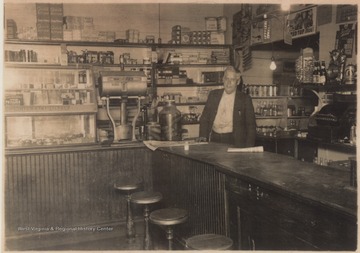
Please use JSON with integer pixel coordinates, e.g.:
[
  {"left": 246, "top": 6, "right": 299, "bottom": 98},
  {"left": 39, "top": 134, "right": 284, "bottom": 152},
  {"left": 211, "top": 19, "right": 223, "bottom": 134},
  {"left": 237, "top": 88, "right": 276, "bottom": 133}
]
[{"left": 270, "top": 56, "right": 277, "bottom": 71}]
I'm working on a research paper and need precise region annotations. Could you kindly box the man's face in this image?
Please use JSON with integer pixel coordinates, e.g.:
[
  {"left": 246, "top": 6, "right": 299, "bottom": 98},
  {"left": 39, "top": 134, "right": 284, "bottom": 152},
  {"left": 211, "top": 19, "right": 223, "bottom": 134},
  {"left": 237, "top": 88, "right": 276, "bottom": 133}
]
[{"left": 223, "top": 71, "right": 239, "bottom": 94}]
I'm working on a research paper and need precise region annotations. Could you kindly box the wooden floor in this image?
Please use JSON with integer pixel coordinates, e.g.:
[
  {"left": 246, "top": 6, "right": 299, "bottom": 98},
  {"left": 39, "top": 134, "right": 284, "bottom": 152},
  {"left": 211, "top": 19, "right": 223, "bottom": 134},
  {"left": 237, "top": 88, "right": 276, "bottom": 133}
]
[{"left": 5, "top": 220, "right": 182, "bottom": 251}]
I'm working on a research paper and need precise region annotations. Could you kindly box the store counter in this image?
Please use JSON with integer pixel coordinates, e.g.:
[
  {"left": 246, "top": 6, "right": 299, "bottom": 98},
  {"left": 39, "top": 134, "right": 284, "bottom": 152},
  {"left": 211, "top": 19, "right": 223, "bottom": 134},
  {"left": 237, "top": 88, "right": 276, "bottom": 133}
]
[{"left": 152, "top": 142, "right": 357, "bottom": 250}]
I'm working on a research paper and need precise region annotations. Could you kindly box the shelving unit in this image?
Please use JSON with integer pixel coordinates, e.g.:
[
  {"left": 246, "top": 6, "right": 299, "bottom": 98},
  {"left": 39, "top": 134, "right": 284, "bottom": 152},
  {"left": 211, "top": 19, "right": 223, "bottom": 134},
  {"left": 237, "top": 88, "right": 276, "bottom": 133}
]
[
  {"left": 248, "top": 83, "right": 318, "bottom": 138},
  {"left": 4, "top": 63, "right": 97, "bottom": 148},
  {"left": 154, "top": 44, "right": 232, "bottom": 138},
  {"left": 5, "top": 39, "right": 233, "bottom": 142}
]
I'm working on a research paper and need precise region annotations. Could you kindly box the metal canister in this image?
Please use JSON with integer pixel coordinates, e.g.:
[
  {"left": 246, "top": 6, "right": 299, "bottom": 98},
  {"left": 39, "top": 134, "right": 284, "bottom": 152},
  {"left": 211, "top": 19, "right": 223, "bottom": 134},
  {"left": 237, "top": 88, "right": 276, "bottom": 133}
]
[
  {"left": 344, "top": 64, "right": 356, "bottom": 85},
  {"left": 159, "top": 100, "right": 182, "bottom": 141}
]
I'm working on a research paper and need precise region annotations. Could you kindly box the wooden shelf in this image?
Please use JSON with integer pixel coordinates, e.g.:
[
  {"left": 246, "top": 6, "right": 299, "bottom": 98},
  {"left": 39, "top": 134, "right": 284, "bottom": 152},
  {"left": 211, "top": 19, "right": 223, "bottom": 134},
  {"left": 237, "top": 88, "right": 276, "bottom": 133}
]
[
  {"left": 251, "top": 96, "right": 287, "bottom": 99},
  {"left": 158, "top": 102, "right": 206, "bottom": 106},
  {"left": 156, "top": 63, "right": 229, "bottom": 67},
  {"left": 5, "top": 39, "right": 231, "bottom": 49},
  {"left": 4, "top": 63, "right": 91, "bottom": 69},
  {"left": 301, "top": 83, "right": 356, "bottom": 92},
  {"left": 157, "top": 83, "right": 222, "bottom": 87}
]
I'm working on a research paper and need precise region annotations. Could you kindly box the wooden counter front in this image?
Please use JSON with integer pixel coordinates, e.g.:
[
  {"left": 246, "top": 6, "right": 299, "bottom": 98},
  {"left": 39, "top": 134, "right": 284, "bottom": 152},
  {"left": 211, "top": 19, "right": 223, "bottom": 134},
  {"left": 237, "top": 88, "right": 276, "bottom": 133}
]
[{"left": 153, "top": 143, "right": 357, "bottom": 250}]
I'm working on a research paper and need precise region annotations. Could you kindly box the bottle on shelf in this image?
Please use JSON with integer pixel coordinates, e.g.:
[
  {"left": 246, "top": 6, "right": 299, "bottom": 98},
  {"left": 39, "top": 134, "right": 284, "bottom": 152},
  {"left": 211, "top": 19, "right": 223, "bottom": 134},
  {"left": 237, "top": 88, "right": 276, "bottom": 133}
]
[
  {"left": 312, "top": 61, "right": 320, "bottom": 84},
  {"left": 262, "top": 101, "right": 268, "bottom": 116},
  {"left": 319, "top": 60, "right": 327, "bottom": 85},
  {"left": 269, "top": 101, "right": 273, "bottom": 116},
  {"left": 350, "top": 123, "right": 356, "bottom": 145},
  {"left": 273, "top": 84, "right": 278, "bottom": 96}
]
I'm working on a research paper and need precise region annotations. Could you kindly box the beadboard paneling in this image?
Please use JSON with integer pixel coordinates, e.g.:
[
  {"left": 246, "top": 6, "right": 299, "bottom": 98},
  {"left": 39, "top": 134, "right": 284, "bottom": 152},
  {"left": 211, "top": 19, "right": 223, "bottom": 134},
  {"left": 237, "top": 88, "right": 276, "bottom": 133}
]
[
  {"left": 152, "top": 150, "right": 228, "bottom": 239},
  {"left": 5, "top": 147, "right": 152, "bottom": 237}
]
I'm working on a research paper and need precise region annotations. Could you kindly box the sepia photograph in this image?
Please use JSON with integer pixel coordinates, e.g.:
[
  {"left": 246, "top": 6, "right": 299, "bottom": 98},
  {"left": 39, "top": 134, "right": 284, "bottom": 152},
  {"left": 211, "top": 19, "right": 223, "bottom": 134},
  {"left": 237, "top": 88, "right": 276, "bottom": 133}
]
[{"left": 2, "top": 0, "right": 358, "bottom": 251}]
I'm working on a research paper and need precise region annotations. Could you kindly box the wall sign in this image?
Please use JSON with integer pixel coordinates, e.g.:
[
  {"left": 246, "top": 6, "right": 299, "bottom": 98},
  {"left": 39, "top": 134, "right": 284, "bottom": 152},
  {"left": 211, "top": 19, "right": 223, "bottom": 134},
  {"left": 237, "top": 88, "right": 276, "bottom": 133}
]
[
  {"left": 285, "top": 7, "right": 317, "bottom": 39},
  {"left": 336, "top": 5, "right": 357, "bottom": 24},
  {"left": 335, "top": 23, "right": 355, "bottom": 57},
  {"left": 232, "top": 4, "right": 252, "bottom": 48}
]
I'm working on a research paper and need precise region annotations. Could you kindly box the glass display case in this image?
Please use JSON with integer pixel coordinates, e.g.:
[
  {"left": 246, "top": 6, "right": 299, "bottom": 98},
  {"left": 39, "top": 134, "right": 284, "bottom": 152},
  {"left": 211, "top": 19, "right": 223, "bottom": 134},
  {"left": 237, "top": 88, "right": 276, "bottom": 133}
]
[{"left": 4, "top": 65, "right": 97, "bottom": 148}]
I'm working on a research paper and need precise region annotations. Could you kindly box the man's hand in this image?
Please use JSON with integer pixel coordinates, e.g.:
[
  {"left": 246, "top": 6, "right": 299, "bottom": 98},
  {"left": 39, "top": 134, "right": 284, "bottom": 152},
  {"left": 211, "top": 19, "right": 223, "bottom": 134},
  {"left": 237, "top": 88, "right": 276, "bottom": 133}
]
[{"left": 195, "top": 137, "right": 207, "bottom": 142}]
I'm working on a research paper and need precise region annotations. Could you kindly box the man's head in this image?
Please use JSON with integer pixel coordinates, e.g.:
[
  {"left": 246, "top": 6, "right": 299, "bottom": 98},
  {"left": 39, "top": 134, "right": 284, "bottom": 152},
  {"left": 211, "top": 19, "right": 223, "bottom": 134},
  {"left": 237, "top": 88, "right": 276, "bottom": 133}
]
[{"left": 223, "top": 66, "right": 241, "bottom": 94}]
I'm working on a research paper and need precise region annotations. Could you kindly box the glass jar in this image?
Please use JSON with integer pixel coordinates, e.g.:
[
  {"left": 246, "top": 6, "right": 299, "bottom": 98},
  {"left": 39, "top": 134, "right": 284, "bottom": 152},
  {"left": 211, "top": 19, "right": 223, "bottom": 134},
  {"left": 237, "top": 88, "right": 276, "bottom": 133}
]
[{"left": 159, "top": 100, "right": 182, "bottom": 141}]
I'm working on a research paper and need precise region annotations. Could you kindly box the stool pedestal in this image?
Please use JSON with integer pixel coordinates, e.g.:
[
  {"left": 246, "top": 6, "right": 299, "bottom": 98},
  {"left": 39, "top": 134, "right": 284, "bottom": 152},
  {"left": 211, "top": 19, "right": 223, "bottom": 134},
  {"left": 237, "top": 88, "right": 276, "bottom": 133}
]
[
  {"left": 150, "top": 208, "right": 188, "bottom": 250},
  {"left": 114, "top": 180, "right": 142, "bottom": 241},
  {"left": 131, "top": 191, "right": 163, "bottom": 250}
]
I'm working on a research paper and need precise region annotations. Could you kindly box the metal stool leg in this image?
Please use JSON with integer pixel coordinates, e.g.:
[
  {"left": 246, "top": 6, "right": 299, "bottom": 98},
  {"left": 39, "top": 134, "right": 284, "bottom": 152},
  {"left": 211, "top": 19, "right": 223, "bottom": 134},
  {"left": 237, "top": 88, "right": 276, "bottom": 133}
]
[
  {"left": 125, "top": 192, "right": 135, "bottom": 241},
  {"left": 143, "top": 205, "right": 152, "bottom": 250},
  {"left": 166, "top": 226, "right": 174, "bottom": 250}
]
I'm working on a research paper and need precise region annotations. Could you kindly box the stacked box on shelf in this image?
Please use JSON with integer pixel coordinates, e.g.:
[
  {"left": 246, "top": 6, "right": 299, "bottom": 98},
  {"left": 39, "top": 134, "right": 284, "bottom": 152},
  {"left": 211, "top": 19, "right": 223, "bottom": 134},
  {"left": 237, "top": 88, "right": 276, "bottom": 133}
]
[
  {"left": 6, "top": 19, "right": 17, "bottom": 39},
  {"left": 216, "top": 17, "right": 227, "bottom": 32},
  {"left": 181, "top": 27, "right": 191, "bottom": 44},
  {"left": 210, "top": 32, "right": 225, "bottom": 45},
  {"left": 126, "top": 29, "right": 139, "bottom": 43},
  {"left": 63, "top": 16, "right": 96, "bottom": 41},
  {"left": 80, "top": 29, "right": 97, "bottom": 41},
  {"left": 198, "top": 52, "right": 209, "bottom": 64},
  {"left": 172, "top": 69, "right": 187, "bottom": 84},
  {"left": 191, "top": 31, "right": 211, "bottom": 45},
  {"left": 205, "top": 16, "right": 226, "bottom": 45},
  {"left": 205, "top": 17, "right": 218, "bottom": 31},
  {"left": 36, "top": 3, "right": 51, "bottom": 40},
  {"left": 201, "top": 71, "right": 224, "bottom": 83},
  {"left": 50, "top": 4, "right": 63, "bottom": 40},
  {"left": 171, "top": 25, "right": 181, "bottom": 44},
  {"left": 97, "top": 31, "right": 115, "bottom": 42},
  {"left": 156, "top": 66, "right": 187, "bottom": 84},
  {"left": 63, "top": 16, "right": 83, "bottom": 30},
  {"left": 181, "top": 52, "right": 199, "bottom": 64},
  {"left": 157, "top": 67, "right": 173, "bottom": 84},
  {"left": 211, "top": 50, "right": 229, "bottom": 64}
]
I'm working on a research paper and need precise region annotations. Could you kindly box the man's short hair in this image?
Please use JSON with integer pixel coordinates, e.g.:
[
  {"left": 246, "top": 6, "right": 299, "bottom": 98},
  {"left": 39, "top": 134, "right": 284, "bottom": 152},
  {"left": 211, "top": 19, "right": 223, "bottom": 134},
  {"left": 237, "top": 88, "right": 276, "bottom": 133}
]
[{"left": 224, "top": 66, "right": 241, "bottom": 80}]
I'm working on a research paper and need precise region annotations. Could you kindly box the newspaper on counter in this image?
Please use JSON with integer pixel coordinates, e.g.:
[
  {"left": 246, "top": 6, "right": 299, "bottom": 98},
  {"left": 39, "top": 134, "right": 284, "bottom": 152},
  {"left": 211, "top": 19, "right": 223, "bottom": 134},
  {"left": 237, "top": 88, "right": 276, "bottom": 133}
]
[
  {"left": 227, "top": 146, "right": 264, "bottom": 153},
  {"left": 143, "top": 140, "right": 208, "bottom": 151}
]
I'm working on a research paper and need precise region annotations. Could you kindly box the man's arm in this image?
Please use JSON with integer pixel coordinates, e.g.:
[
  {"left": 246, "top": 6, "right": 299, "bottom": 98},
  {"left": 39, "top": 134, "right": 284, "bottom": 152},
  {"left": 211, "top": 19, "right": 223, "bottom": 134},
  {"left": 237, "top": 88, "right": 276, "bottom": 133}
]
[{"left": 244, "top": 94, "right": 256, "bottom": 147}]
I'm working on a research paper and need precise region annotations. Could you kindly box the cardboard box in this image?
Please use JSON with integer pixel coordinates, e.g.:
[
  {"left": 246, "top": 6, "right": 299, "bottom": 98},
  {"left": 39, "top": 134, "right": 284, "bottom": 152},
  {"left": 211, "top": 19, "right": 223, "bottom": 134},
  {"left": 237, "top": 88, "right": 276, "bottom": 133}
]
[
  {"left": 36, "top": 3, "right": 50, "bottom": 21},
  {"left": 217, "top": 16, "right": 227, "bottom": 31},
  {"left": 210, "top": 32, "right": 225, "bottom": 45},
  {"left": 205, "top": 17, "right": 217, "bottom": 31}
]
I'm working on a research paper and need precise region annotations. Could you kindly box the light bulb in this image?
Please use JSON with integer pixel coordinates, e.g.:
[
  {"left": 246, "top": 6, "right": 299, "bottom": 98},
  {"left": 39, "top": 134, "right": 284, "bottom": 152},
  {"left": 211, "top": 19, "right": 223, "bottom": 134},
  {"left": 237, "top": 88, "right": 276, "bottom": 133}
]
[{"left": 270, "top": 57, "right": 277, "bottom": 71}]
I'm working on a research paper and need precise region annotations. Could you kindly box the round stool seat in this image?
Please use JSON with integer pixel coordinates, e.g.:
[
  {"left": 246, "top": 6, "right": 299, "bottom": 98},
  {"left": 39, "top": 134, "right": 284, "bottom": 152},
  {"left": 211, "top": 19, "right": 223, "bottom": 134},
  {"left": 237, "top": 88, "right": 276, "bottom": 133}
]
[
  {"left": 186, "top": 234, "right": 233, "bottom": 250},
  {"left": 130, "top": 191, "right": 163, "bottom": 205},
  {"left": 150, "top": 208, "right": 188, "bottom": 226},
  {"left": 114, "top": 179, "right": 142, "bottom": 191}
]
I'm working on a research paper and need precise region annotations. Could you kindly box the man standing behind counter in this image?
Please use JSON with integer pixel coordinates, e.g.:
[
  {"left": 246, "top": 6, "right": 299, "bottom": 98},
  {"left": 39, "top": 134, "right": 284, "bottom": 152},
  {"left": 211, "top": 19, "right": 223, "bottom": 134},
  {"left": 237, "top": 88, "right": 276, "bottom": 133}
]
[{"left": 199, "top": 66, "right": 256, "bottom": 148}]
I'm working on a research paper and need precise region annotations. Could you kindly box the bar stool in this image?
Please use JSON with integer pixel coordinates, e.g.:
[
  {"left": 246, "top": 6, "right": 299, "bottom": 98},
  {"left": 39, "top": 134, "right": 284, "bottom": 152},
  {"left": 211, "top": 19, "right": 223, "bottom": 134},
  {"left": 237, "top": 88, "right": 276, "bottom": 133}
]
[
  {"left": 131, "top": 191, "right": 163, "bottom": 250},
  {"left": 149, "top": 208, "right": 188, "bottom": 250},
  {"left": 114, "top": 179, "right": 142, "bottom": 241},
  {"left": 185, "top": 234, "right": 233, "bottom": 250}
]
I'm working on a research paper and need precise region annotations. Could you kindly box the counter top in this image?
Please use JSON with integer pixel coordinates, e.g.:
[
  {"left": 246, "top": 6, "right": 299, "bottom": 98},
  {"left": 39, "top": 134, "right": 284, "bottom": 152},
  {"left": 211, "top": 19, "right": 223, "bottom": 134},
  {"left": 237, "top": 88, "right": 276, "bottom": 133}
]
[
  {"left": 256, "top": 135, "right": 357, "bottom": 153},
  {"left": 5, "top": 141, "right": 146, "bottom": 155},
  {"left": 160, "top": 143, "right": 357, "bottom": 218}
]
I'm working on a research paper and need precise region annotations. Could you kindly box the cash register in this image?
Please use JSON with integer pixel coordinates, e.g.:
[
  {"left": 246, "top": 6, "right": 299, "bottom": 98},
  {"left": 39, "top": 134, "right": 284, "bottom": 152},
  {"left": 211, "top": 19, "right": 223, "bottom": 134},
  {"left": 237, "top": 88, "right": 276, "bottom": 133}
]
[{"left": 307, "top": 94, "right": 356, "bottom": 143}]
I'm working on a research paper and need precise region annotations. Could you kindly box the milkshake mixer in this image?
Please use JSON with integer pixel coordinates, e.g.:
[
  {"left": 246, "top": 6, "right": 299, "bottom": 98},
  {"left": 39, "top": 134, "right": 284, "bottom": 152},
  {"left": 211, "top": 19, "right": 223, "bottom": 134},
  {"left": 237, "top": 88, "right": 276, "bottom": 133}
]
[{"left": 99, "top": 71, "right": 147, "bottom": 141}]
